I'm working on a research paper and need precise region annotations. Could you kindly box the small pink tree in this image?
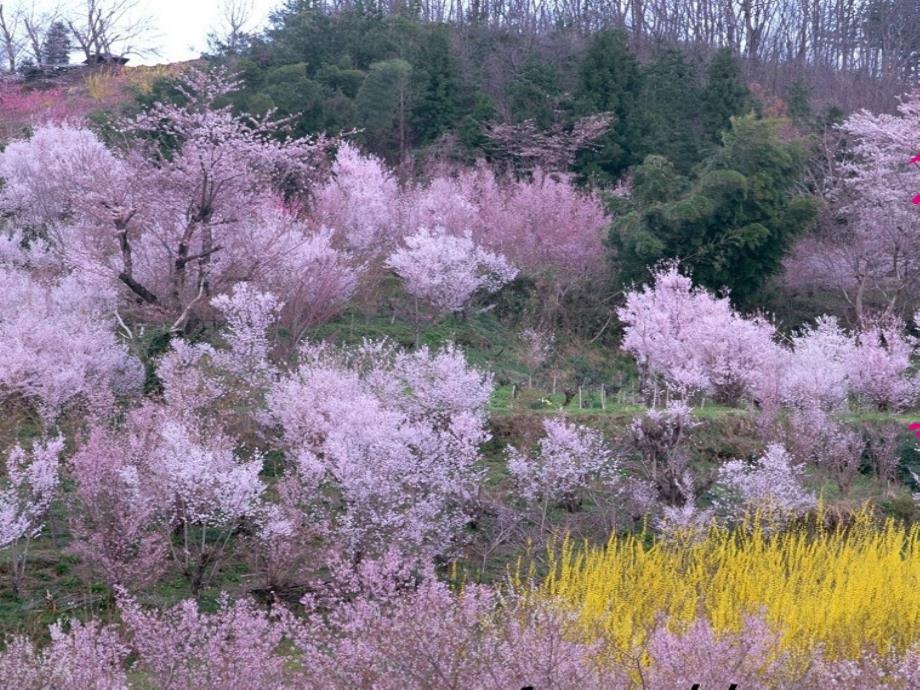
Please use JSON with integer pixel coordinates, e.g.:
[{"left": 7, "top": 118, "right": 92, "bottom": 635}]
[
  {"left": 507, "top": 417, "right": 617, "bottom": 527},
  {"left": 712, "top": 444, "right": 815, "bottom": 528},
  {"left": 790, "top": 89, "right": 920, "bottom": 320},
  {"left": 0, "top": 122, "right": 125, "bottom": 228},
  {"left": 847, "top": 317, "right": 919, "bottom": 411},
  {"left": 618, "top": 264, "right": 780, "bottom": 404},
  {"left": 67, "top": 425, "right": 171, "bottom": 591},
  {"left": 627, "top": 402, "right": 700, "bottom": 505},
  {"left": 67, "top": 404, "right": 266, "bottom": 594},
  {"left": 267, "top": 340, "right": 491, "bottom": 561},
  {"left": 118, "top": 593, "right": 288, "bottom": 690},
  {"left": 0, "top": 436, "right": 64, "bottom": 596},
  {"left": 386, "top": 226, "right": 516, "bottom": 335},
  {"left": 0, "top": 619, "right": 128, "bottom": 689},
  {"left": 645, "top": 616, "right": 792, "bottom": 687},
  {"left": 0, "top": 266, "right": 143, "bottom": 423},
  {"left": 310, "top": 141, "right": 400, "bottom": 251},
  {"left": 781, "top": 316, "right": 856, "bottom": 411},
  {"left": 286, "top": 557, "right": 617, "bottom": 689}
]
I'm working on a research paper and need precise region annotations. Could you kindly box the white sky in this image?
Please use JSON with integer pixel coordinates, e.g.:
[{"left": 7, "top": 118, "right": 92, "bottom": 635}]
[
  {"left": 135, "top": 0, "right": 282, "bottom": 64},
  {"left": 30, "top": 0, "right": 284, "bottom": 65}
]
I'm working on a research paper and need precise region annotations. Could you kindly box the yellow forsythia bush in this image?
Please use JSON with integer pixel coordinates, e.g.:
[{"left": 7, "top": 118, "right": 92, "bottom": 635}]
[{"left": 542, "top": 511, "right": 920, "bottom": 662}]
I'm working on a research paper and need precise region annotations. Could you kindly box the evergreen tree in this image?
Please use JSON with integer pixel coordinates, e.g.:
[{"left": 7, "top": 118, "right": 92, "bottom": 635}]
[
  {"left": 356, "top": 58, "right": 413, "bottom": 159},
  {"left": 701, "top": 48, "right": 750, "bottom": 145},
  {"left": 508, "top": 57, "right": 562, "bottom": 129},
  {"left": 411, "top": 26, "right": 460, "bottom": 145},
  {"left": 42, "top": 21, "right": 71, "bottom": 67},
  {"left": 573, "top": 29, "right": 642, "bottom": 182},
  {"left": 639, "top": 47, "right": 704, "bottom": 171},
  {"left": 610, "top": 115, "right": 816, "bottom": 303}
]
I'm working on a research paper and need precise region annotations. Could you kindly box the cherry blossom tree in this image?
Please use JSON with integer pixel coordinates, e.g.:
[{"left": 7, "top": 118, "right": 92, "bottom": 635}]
[
  {"left": 784, "top": 407, "right": 866, "bottom": 496},
  {"left": 0, "top": 620, "right": 128, "bottom": 689},
  {"left": 114, "top": 68, "right": 330, "bottom": 319},
  {"left": 846, "top": 316, "right": 919, "bottom": 411},
  {"left": 617, "top": 263, "right": 780, "bottom": 404},
  {"left": 310, "top": 141, "right": 400, "bottom": 251},
  {"left": 781, "top": 316, "right": 856, "bottom": 411},
  {"left": 786, "top": 88, "right": 920, "bottom": 320},
  {"left": 287, "top": 556, "right": 617, "bottom": 689},
  {"left": 118, "top": 593, "right": 288, "bottom": 690},
  {"left": 627, "top": 402, "right": 700, "bottom": 506},
  {"left": 0, "top": 123, "right": 124, "bottom": 229},
  {"left": 0, "top": 265, "right": 143, "bottom": 424},
  {"left": 267, "top": 340, "right": 492, "bottom": 561},
  {"left": 507, "top": 417, "right": 617, "bottom": 528},
  {"left": 0, "top": 68, "right": 335, "bottom": 329},
  {"left": 252, "top": 225, "right": 361, "bottom": 349},
  {"left": 400, "top": 163, "right": 609, "bottom": 312},
  {"left": 473, "top": 167, "right": 609, "bottom": 304},
  {"left": 483, "top": 112, "right": 613, "bottom": 172},
  {"left": 712, "top": 444, "right": 815, "bottom": 527},
  {"left": 0, "top": 435, "right": 63, "bottom": 596},
  {"left": 386, "top": 226, "right": 516, "bottom": 332},
  {"left": 67, "top": 404, "right": 265, "bottom": 594},
  {"left": 67, "top": 424, "right": 171, "bottom": 591}
]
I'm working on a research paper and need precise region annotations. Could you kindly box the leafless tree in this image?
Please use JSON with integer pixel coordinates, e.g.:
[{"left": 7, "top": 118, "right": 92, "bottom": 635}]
[
  {"left": 66, "top": 0, "right": 156, "bottom": 62},
  {"left": 20, "top": 1, "right": 61, "bottom": 66},
  {"left": 484, "top": 112, "right": 613, "bottom": 172},
  {"left": 0, "top": 3, "right": 23, "bottom": 71},
  {"left": 209, "top": 0, "right": 254, "bottom": 55}
]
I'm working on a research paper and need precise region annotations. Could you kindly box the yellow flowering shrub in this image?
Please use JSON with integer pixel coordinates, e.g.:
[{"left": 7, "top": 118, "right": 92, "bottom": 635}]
[{"left": 542, "top": 512, "right": 920, "bottom": 662}]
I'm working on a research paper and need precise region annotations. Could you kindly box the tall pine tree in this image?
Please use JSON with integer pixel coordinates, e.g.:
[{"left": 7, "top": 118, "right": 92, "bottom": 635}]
[
  {"left": 42, "top": 21, "right": 71, "bottom": 67},
  {"left": 573, "top": 29, "right": 642, "bottom": 182},
  {"left": 638, "top": 47, "right": 704, "bottom": 171},
  {"left": 701, "top": 48, "right": 750, "bottom": 145},
  {"left": 411, "top": 26, "right": 460, "bottom": 145},
  {"left": 356, "top": 58, "right": 413, "bottom": 160}
]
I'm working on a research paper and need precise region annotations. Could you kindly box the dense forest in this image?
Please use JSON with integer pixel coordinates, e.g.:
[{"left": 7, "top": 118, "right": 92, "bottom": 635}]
[{"left": 0, "top": 0, "right": 919, "bottom": 687}]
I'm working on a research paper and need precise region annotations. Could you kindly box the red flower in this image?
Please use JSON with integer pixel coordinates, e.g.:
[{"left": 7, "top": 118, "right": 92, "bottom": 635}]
[
  {"left": 910, "top": 154, "right": 920, "bottom": 165},
  {"left": 913, "top": 193, "right": 920, "bottom": 205},
  {"left": 910, "top": 423, "right": 920, "bottom": 439}
]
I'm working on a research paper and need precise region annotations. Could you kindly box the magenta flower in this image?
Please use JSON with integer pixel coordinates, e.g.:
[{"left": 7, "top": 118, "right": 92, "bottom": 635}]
[{"left": 909, "top": 422, "right": 920, "bottom": 439}]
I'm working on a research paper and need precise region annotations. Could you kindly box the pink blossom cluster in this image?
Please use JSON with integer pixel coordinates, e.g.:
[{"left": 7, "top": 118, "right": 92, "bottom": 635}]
[
  {"left": 267, "top": 340, "right": 493, "bottom": 559},
  {"left": 713, "top": 444, "right": 816, "bottom": 526},
  {"left": 786, "top": 89, "right": 920, "bottom": 319},
  {"left": 67, "top": 404, "right": 266, "bottom": 591},
  {"left": 0, "top": 122, "right": 124, "bottom": 227},
  {"left": 0, "top": 436, "right": 63, "bottom": 550},
  {"left": 288, "top": 556, "right": 617, "bottom": 689},
  {"left": 627, "top": 402, "right": 700, "bottom": 506},
  {"left": 0, "top": 435, "right": 64, "bottom": 595},
  {"left": 0, "top": 619, "right": 128, "bottom": 689},
  {"left": 506, "top": 417, "right": 617, "bottom": 507},
  {"left": 620, "top": 264, "right": 920, "bottom": 411},
  {"left": 311, "top": 144, "right": 609, "bottom": 298},
  {"left": 4, "top": 586, "right": 920, "bottom": 688},
  {"left": 385, "top": 226, "right": 517, "bottom": 315},
  {"left": 618, "top": 263, "right": 778, "bottom": 402},
  {"left": 0, "top": 264, "right": 143, "bottom": 421},
  {"left": 118, "top": 592, "right": 288, "bottom": 690},
  {"left": 0, "top": 69, "right": 351, "bottom": 329},
  {"left": 310, "top": 141, "right": 400, "bottom": 251}
]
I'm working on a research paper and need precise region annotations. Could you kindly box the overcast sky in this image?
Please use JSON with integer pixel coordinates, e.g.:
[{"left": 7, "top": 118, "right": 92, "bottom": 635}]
[
  {"left": 31, "top": 1, "right": 285, "bottom": 65},
  {"left": 133, "top": 0, "right": 282, "bottom": 64}
]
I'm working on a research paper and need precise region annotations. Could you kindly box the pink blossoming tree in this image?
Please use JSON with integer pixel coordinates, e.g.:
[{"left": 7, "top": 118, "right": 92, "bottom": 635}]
[
  {"left": 0, "top": 436, "right": 64, "bottom": 596},
  {"left": 0, "top": 266, "right": 143, "bottom": 423}
]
